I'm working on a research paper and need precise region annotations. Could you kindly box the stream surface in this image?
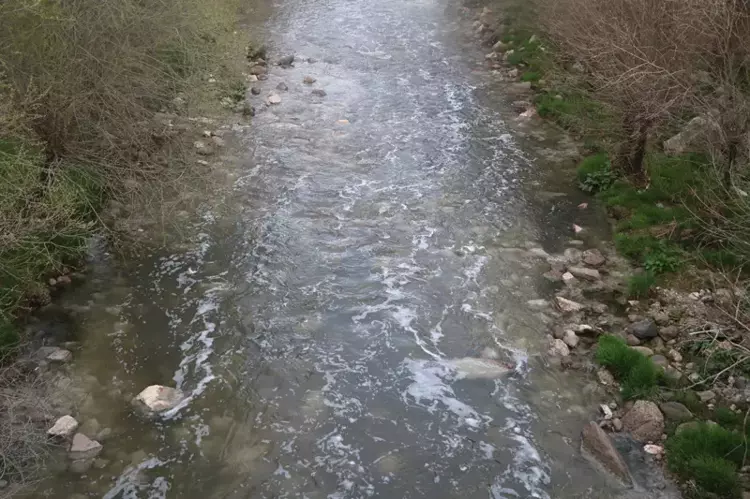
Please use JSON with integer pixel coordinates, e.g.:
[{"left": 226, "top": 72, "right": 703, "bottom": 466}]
[{"left": 34, "top": 0, "right": 625, "bottom": 497}]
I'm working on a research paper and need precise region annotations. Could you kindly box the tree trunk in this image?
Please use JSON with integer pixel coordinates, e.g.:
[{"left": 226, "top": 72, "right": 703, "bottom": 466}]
[{"left": 615, "top": 113, "right": 650, "bottom": 186}]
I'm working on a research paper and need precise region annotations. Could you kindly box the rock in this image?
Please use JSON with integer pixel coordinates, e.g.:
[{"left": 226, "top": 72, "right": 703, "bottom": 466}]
[
  {"left": 69, "top": 433, "right": 103, "bottom": 460},
  {"left": 597, "top": 369, "right": 616, "bottom": 386},
  {"left": 652, "top": 311, "right": 670, "bottom": 326},
  {"left": 659, "top": 402, "right": 693, "bottom": 422},
  {"left": 543, "top": 269, "right": 563, "bottom": 282},
  {"left": 622, "top": 400, "right": 664, "bottom": 442},
  {"left": 447, "top": 357, "right": 513, "bottom": 379},
  {"left": 526, "top": 299, "right": 549, "bottom": 310},
  {"left": 311, "top": 89, "right": 327, "bottom": 97},
  {"left": 249, "top": 65, "right": 267, "bottom": 75},
  {"left": 631, "top": 346, "right": 654, "bottom": 357},
  {"left": 69, "top": 458, "right": 93, "bottom": 474},
  {"left": 628, "top": 320, "right": 658, "bottom": 340},
  {"left": 555, "top": 297, "right": 584, "bottom": 313},
  {"left": 211, "top": 136, "right": 225, "bottom": 148},
  {"left": 600, "top": 404, "right": 613, "bottom": 420},
  {"left": 528, "top": 247, "right": 550, "bottom": 258},
  {"left": 663, "top": 115, "right": 717, "bottom": 156},
  {"left": 626, "top": 334, "right": 641, "bottom": 346},
  {"left": 580, "top": 421, "right": 631, "bottom": 484},
  {"left": 659, "top": 325, "right": 679, "bottom": 341},
  {"left": 582, "top": 249, "right": 606, "bottom": 267},
  {"left": 57, "top": 275, "right": 72, "bottom": 285},
  {"left": 650, "top": 355, "right": 669, "bottom": 368},
  {"left": 47, "top": 348, "right": 72, "bottom": 363},
  {"left": 79, "top": 418, "right": 101, "bottom": 438},
  {"left": 563, "top": 330, "right": 579, "bottom": 349},
  {"left": 303, "top": 76, "right": 316, "bottom": 84},
  {"left": 193, "top": 141, "right": 213, "bottom": 156},
  {"left": 250, "top": 86, "right": 261, "bottom": 95},
  {"left": 667, "top": 349, "right": 683, "bottom": 362},
  {"left": 697, "top": 390, "right": 716, "bottom": 402},
  {"left": 548, "top": 338, "right": 570, "bottom": 357},
  {"left": 564, "top": 247, "right": 582, "bottom": 265},
  {"left": 492, "top": 40, "right": 509, "bottom": 52},
  {"left": 643, "top": 444, "right": 663, "bottom": 456},
  {"left": 267, "top": 93, "right": 281, "bottom": 105},
  {"left": 562, "top": 272, "right": 576, "bottom": 283},
  {"left": 133, "top": 385, "right": 184, "bottom": 415},
  {"left": 96, "top": 427, "right": 113, "bottom": 442},
  {"left": 568, "top": 266, "right": 601, "bottom": 281},
  {"left": 258, "top": 74, "right": 268, "bottom": 81},
  {"left": 48, "top": 415, "right": 79, "bottom": 438},
  {"left": 276, "top": 82, "right": 289, "bottom": 91},
  {"left": 93, "top": 458, "right": 110, "bottom": 469},
  {"left": 242, "top": 103, "right": 255, "bottom": 117},
  {"left": 675, "top": 421, "right": 701, "bottom": 435},
  {"left": 613, "top": 418, "right": 623, "bottom": 431},
  {"left": 277, "top": 54, "right": 295, "bottom": 67}
]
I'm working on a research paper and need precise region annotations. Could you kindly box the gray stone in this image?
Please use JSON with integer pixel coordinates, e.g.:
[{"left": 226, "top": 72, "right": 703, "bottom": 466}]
[
  {"left": 48, "top": 415, "right": 79, "bottom": 438},
  {"left": 631, "top": 346, "right": 654, "bottom": 357},
  {"left": 276, "top": 82, "right": 289, "bottom": 91},
  {"left": 47, "top": 348, "right": 72, "bottom": 363},
  {"left": 580, "top": 421, "right": 631, "bottom": 485},
  {"left": 626, "top": 334, "right": 641, "bottom": 346},
  {"left": 96, "top": 427, "right": 113, "bottom": 441},
  {"left": 69, "top": 433, "right": 103, "bottom": 460},
  {"left": 564, "top": 247, "right": 582, "bottom": 265},
  {"left": 650, "top": 355, "right": 669, "bottom": 368},
  {"left": 555, "top": 296, "right": 584, "bottom": 313},
  {"left": 697, "top": 390, "right": 716, "bottom": 402},
  {"left": 248, "top": 65, "right": 267, "bottom": 75},
  {"left": 582, "top": 249, "right": 606, "bottom": 267},
  {"left": 527, "top": 299, "right": 549, "bottom": 310},
  {"left": 597, "top": 369, "right": 615, "bottom": 386},
  {"left": 659, "top": 402, "right": 693, "bottom": 423},
  {"left": 652, "top": 312, "right": 670, "bottom": 326},
  {"left": 548, "top": 338, "right": 570, "bottom": 357},
  {"left": 628, "top": 320, "right": 658, "bottom": 340},
  {"left": 93, "top": 458, "right": 110, "bottom": 469},
  {"left": 659, "top": 326, "right": 679, "bottom": 341},
  {"left": 250, "top": 86, "right": 261, "bottom": 95},
  {"left": 613, "top": 418, "right": 623, "bottom": 431},
  {"left": 69, "top": 458, "right": 93, "bottom": 474},
  {"left": 267, "top": 93, "right": 281, "bottom": 105},
  {"left": 303, "top": 76, "right": 316, "bottom": 84},
  {"left": 277, "top": 54, "right": 295, "bottom": 67},
  {"left": 79, "top": 418, "right": 101, "bottom": 438},
  {"left": 568, "top": 266, "right": 601, "bottom": 281},
  {"left": 311, "top": 89, "right": 327, "bottom": 97},
  {"left": 622, "top": 400, "right": 664, "bottom": 442}
]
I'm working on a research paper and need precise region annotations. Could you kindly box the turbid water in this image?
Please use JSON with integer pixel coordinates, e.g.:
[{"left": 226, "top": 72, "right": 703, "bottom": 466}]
[{"left": 30, "top": 0, "right": 634, "bottom": 497}]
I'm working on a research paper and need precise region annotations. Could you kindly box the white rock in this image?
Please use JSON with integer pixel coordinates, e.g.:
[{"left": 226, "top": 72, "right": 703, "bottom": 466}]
[
  {"left": 600, "top": 404, "right": 613, "bottom": 420},
  {"left": 555, "top": 296, "right": 584, "bottom": 313},
  {"left": 562, "top": 272, "right": 576, "bottom": 283},
  {"left": 69, "top": 433, "right": 103, "bottom": 460},
  {"left": 527, "top": 247, "right": 550, "bottom": 258},
  {"left": 527, "top": 299, "right": 549, "bottom": 310},
  {"left": 563, "top": 330, "right": 579, "bottom": 349},
  {"left": 267, "top": 93, "right": 282, "bottom": 105},
  {"left": 643, "top": 444, "right": 663, "bottom": 455},
  {"left": 133, "top": 385, "right": 184, "bottom": 415},
  {"left": 668, "top": 349, "right": 683, "bottom": 362},
  {"left": 597, "top": 369, "right": 615, "bottom": 385},
  {"left": 48, "top": 415, "right": 79, "bottom": 438},
  {"left": 47, "top": 348, "right": 72, "bottom": 363}
]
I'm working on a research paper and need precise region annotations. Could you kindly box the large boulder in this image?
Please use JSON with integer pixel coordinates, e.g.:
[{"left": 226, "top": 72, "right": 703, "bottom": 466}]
[
  {"left": 580, "top": 421, "right": 631, "bottom": 485},
  {"left": 622, "top": 400, "right": 664, "bottom": 442},
  {"left": 663, "top": 116, "right": 718, "bottom": 156},
  {"left": 133, "top": 385, "right": 184, "bottom": 416}
]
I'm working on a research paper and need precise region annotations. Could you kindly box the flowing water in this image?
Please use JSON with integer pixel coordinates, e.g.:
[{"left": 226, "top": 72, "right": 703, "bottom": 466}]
[{"left": 32, "top": 0, "right": 632, "bottom": 497}]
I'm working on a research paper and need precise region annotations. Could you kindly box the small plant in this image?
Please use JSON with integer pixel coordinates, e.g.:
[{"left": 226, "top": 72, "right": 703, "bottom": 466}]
[
  {"left": 666, "top": 423, "right": 744, "bottom": 498},
  {"left": 627, "top": 272, "right": 656, "bottom": 298},
  {"left": 521, "top": 71, "right": 541, "bottom": 82},
  {"left": 577, "top": 153, "right": 615, "bottom": 193},
  {"left": 595, "top": 335, "right": 661, "bottom": 399},
  {"left": 644, "top": 250, "right": 681, "bottom": 274}
]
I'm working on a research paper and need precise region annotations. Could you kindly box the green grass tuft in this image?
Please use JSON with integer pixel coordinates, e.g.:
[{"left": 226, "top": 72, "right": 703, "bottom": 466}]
[
  {"left": 595, "top": 335, "right": 661, "bottom": 399},
  {"left": 627, "top": 272, "right": 656, "bottom": 298}
]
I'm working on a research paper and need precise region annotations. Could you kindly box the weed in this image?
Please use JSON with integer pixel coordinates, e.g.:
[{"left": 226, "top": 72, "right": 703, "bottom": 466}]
[
  {"left": 627, "top": 272, "right": 656, "bottom": 298},
  {"left": 576, "top": 153, "right": 614, "bottom": 193},
  {"left": 521, "top": 71, "right": 541, "bottom": 82},
  {"left": 644, "top": 250, "right": 682, "bottom": 275},
  {"left": 595, "top": 335, "right": 661, "bottom": 399}
]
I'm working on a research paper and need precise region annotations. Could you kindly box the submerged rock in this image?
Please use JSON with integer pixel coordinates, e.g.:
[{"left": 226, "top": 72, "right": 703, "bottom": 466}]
[
  {"left": 69, "top": 433, "right": 103, "bottom": 460},
  {"left": 446, "top": 357, "right": 513, "bottom": 379},
  {"left": 548, "top": 338, "right": 570, "bottom": 357},
  {"left": 267, "top": 93, "right": 282, "bottom": 105},
  {"left": 622, "top": 400, "right": 664, "bottom": 442},
  {"left": 278, "top": 54, "right": 295, "bottom": 67},
  {"left": 311, "top": 89, "right": 327, "bottom": 97},
  {"left": 303, "top": 76, "right": 316, "bottom": 84},
  {"left": 581, "top": 421, "right": 631, "bottom": 485},
  {"left": 48, "top": 415, "right": 79, "bottom": 438},
  {"left": 133, "top": 385, "right": 184, "bottom": 416}
]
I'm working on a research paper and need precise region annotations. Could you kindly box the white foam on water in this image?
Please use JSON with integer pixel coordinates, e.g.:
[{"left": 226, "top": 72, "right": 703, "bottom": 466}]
[{"left": 103, "top": 457, "right": 170, "bottom": 499}]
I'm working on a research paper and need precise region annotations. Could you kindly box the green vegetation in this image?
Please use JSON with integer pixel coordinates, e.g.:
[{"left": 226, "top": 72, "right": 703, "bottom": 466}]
[
  {"left": 666, "top": 424, "right": 745, "bottom": 498},
  {"left": 595, "top": 335, "right": 662, "bottom": 400},
  {"left": 576, "top": 153, "right": 614, "bottom": 193},
  {"left": 0, "top": 0, "right": 242, "bottom": 357},
  {"left": 627, "top": 272, "right": 656, "bottom": 299}
]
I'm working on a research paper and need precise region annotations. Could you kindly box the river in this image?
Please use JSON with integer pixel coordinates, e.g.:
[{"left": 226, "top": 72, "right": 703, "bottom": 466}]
[{"left": 34, "top": 0, "right": 624, "bottom": 497}]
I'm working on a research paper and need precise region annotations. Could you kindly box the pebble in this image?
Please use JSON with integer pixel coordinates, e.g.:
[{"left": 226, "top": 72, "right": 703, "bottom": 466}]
[
  {"left": 612, "top": 418, "right": 623, "bottom": 431},
  {"left": 303, "top": 76, "right": 317, "bottom": 84},
  {"left": 667, "top": 349, "right": 683, "bottom": 362},
  {"left": 631, "top": 346, "right": 654, "bottom": 357},
  {"left": 650, "top": 355, "right": 669, "bottom": 368},
  {"left": 48, "top": 415, "right": 79, "bottom": 438},
  {"left": 582, "top": 249, "right": 606, "bottom": 267},
  {"left": 562, "top": 272, "right": 575, "bottom": 283},
  {"left": 267, "top": 93, "right": 282, "bottom": 105},
  {"left": 597, "top": 369, "right": 615, "bottom": 385},
  {"left": 276, "top": 82, "right": 289, "bottom": 91},
  {"left": 548, "top": 339, "right": 570, "bottom": 357},
  {"left": 563, "top": 330, "right": 579, "bottom": 349},
  {"left": 47, "top": 348, "right": 73, "bottom": 363},
  {"left": 250, "top": 86, "right": 261, "bottom": 95},
  {"left": 643, "top": 444, "right": 663, "bottom": 456},
  {"left": 626, "top": 334, "right": 641, "bottom": 346},
  {"left": 600, "top": 404, "right": 613, "bottom": 420},
  {"left": 697, "top": 390, "right": 716, "bottom": 402},
  {"left": 311, "top": 89, "right": 327, "bottom": 97},
  {"left": 278, "top": 54, "right": 295, "bottom": 67}
]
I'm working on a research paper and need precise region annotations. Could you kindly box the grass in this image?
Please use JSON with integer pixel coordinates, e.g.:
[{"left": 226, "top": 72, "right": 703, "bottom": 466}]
[
  {"left": 576, "top": 153, "right": 614, "bottom": 193},
  {"left": 628, "top": 272, "right": 656, "bottom": 298},
  {"left": 665, "top": 423, "right": 745, "bottom": 499},
  {"left": 595, "top": 335, "right": 662, "bottom": 400}
]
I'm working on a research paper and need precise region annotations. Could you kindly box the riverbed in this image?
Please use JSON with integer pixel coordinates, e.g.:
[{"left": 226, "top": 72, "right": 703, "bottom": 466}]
[{"left": 33, "top": 0, "right": 624, "bottom": 497}]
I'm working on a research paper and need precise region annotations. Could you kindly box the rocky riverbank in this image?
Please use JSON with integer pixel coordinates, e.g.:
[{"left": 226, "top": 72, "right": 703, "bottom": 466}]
[{"left": 469, "top": 3, "right": 750, "bottom": 498}]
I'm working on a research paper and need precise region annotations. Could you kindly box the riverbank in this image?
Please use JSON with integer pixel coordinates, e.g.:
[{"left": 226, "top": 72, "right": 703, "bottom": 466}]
[{"left": 469, "top": 1, "right": 750, "bottom": 497}]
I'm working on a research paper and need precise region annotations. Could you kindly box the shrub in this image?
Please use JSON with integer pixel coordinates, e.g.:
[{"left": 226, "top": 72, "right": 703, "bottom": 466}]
[
  {"left": 576, "top": 153, "right": 614, "bottom": 193},
  {"left": 596, "top": 335, "right": 661, "bottom": 399},
  {"left": 627, "top": 272, "right": 656, "bottom": 298}
]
